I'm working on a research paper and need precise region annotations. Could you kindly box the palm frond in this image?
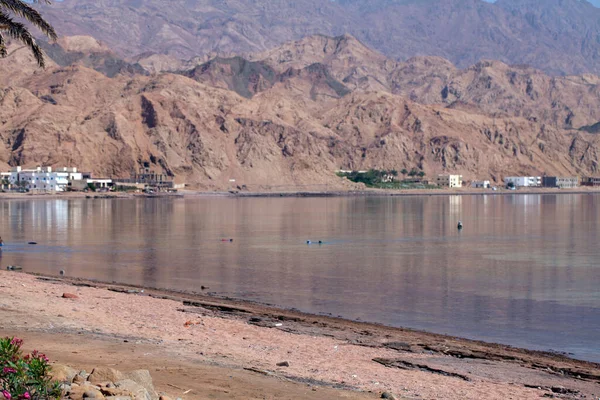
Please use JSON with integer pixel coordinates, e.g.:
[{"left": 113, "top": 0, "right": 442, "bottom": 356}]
[
  {"left": 0, "top": 33, "right": 6, "bottom": 58},
  {"left": 0, "top": 0, "right": 56, "bottom": 40},
  {"left": 0, "top": 11, "right": 45, "bottom": 67}
]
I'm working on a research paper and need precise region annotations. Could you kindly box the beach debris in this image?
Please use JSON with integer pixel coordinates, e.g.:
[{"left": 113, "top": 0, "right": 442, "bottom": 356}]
[
  {"left": 276, "top": 361, "right": 290, "bottom": 367},
  {"left": 6, "top": 265, "right": 23, "bottom": 271},
  {"left": 166, "top": 384, "right": 184, "bottom": 390},
  {"left": 108, "top": 287, "right": 140, "bottom": 294},
  {"left": 62, "top": 293, "right": 79, "bottom": 299},
  {"left": 383, "top": 342, "right": 413, "bottom": 352},
  {"left": 274, "top": 323, "right": 283, "bottom": 327},
  {"left": 183, "top": 319, "right": 203, "bottom": 328},
  {"left": 243, "top": 367, "right": 272, "bottom": 376},
  {"left": 373, "top": 358, "right": 470, "bottom": 381}
]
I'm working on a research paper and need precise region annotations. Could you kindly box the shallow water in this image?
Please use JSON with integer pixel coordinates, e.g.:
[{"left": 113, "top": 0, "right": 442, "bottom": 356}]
[{"left": 0, "top": 194, "right": 599, "bottom": 362}]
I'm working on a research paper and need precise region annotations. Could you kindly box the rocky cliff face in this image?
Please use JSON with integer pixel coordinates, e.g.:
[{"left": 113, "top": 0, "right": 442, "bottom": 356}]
[
  {"left": 35, "top": 0, "right": 600, "bottom": 76},
  {"left": 1, "top": 35, "right": 600, "bottom": 189}
]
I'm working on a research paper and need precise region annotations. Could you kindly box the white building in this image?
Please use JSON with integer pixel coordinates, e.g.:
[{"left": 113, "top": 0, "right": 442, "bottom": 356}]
[
  {"left": 436, "top": 174, "right": 463, "bottom": 188},
  {"left": 7, "top": 166, "right": 83, "bottom": 192},
  {"left": 504, "top": 176, "right": 541, "bottom": 188},
  {"left": 472, "top": 180, "right": 491, "bottom": 189}
]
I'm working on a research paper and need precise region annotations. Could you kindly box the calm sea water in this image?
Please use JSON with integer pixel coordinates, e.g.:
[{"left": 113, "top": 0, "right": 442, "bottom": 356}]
[{"left": 0, "top": 194, "right": 599, "bottom": 362}]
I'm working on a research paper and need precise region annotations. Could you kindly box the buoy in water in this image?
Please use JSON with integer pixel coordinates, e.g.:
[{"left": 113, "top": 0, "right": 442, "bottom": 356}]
[
  {"left": 59, "top": 270, "right": 65, "bottom": 276},
  {"left": 28, "top": 242, "right": 37, "bottom": 245},
  {"left": 318, "top": 240, "right": 323, "bottom": 245},
  {"left": 306, "top": 240, "right": 311, "bottom": 244},
  {"left": 457, "top": 221, "right": 463, "bottom": 230}
]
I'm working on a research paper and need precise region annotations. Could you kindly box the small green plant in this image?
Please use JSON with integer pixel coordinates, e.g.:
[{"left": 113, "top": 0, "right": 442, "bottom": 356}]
[
  {"left": 87, "top": 183, "right": 97, "bottom": 192},
  {"left": 0, "top": 338, "right": 61, "bottom": 400}
]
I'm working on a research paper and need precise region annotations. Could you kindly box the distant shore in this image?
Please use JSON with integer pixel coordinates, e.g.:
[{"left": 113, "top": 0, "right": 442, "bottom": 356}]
[
  {"left": 226, "top": 186, "right": 600, "bottom": 198},
  {"left": 1, "top": 271, "right": 599, "bottom": 399},
  {"left": 2, "top": 186, "right": 600, "bottom": 200}
]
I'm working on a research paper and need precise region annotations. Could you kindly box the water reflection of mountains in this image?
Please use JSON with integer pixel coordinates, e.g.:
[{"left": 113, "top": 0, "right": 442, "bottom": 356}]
[{"left": 0, "top": 195, "right": 598, "bottom": 362}]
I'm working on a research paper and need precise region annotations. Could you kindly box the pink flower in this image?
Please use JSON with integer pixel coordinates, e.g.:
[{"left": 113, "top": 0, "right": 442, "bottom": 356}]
[
  {"left": 2, "top": 390, "right": 12, "bottom": 400},
  {"left": 2, "top": 367, "right": 17, "bottom": 374},
  {"left": 22, "top": 392, "right": 30, "bottom": 400},
  {"left": 9, "top": 338, "right": 22, "bottom": 347}
]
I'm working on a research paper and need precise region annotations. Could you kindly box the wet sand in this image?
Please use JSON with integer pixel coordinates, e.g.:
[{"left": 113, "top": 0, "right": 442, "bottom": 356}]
[{"left": 0, "top": 271, "right": 598, "bottom": 399}]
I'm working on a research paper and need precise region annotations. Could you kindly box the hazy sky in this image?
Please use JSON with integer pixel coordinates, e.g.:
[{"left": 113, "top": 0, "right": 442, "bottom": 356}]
[{"left": 484, "top": 0, "right": 600, "bottom": 6}]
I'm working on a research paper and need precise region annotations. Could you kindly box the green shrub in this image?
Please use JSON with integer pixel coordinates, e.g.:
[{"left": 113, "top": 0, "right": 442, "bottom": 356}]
[{"left": 0, "top": 338, "right": 61, "bottom": 400}]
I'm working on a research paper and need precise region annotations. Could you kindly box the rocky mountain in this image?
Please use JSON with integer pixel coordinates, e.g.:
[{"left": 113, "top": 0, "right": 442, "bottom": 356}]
[
  {"left": 35, "top": 0, "right": 600, "bottom": 76},
  {"left": 1, "top": 34, "right": 600, "bottom": 190}
]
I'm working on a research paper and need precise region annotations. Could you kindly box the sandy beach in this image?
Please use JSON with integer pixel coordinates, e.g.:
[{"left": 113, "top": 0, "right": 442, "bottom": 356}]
[{"left": 0, "top": 271, "right": 598, "bottom": 399}]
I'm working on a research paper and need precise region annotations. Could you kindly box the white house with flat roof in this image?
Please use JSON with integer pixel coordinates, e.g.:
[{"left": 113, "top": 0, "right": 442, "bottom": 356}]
[
  {"left": 472, "top": 180, "right": 491, "bottom": 188},
  {"left": 504, "top": 176, "right": 541, "bottom": 188},
  {"left": 7, "top": 166, "right": 83, "bottom": 192}
]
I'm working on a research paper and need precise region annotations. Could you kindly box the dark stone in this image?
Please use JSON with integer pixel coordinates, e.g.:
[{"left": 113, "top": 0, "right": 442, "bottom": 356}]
[
  {"left": 381, "top": 392, "right": 397, "bottom": 400},
  {"left": 383, "top": 342, "right": 412, "bottom": 352},
  {"left": 551, "top": 386, "right": 579, "bottom": 395},
  {"left": 276, "top": 361, "right": 290, "bottom": 367}
]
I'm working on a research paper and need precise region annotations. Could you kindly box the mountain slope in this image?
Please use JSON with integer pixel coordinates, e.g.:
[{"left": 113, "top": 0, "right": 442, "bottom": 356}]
[
  {"left": 2, "top": 34, "right": 600, "bottom": 190},
  {"left": 36, "top": 0, "right": 600, "bottom": 75}
]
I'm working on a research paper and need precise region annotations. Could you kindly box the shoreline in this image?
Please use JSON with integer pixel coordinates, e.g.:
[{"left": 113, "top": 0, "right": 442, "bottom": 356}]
[
  {"left": 1, "top": 271, "right": 599, "bottom": 399},
  {"left": 33, "top": 273, "right": 599, "bottom": 366},
  {"left": 2, "top": 187, "right": 600, "bottom": 200}
]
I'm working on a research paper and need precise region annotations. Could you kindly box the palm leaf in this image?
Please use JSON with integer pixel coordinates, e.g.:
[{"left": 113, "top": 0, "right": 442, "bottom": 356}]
[
  {"left": 0, "top": 11, "right": 45, "bottom": 67},
  {"left": 0, "top": 0, "right": 56, "bottom": 40},
  {"left": 0, "top": 33, "right": 6, "bottom": 57}
]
